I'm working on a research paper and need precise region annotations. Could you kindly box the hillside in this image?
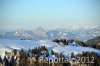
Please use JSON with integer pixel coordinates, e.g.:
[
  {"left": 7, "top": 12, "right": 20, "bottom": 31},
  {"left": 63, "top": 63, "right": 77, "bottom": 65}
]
[
  {"left": 85, "top": 36, "right": 100, "bottom": 49},
  {"left": 0, "top": 39, "right": 100, "bottom": 59}
]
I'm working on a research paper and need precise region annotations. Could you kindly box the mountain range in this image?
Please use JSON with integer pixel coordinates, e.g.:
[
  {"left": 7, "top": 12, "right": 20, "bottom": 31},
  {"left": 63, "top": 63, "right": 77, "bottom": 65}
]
[{"left": 0, "top": 25, "right": 100, "bottom": 41}]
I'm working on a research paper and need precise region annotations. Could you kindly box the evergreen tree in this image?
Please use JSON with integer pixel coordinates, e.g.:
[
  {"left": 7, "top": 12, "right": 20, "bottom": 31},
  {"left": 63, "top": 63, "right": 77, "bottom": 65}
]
[
  {"left": 0, "top": 56, "right": 2, "bottom": 64},
  {"left": 71, "top": 52, "right": 75, "bottom": 58},
  {"left": 51, "top": 50, "right": 55, "bottom": 55},
  {"left": 46, "top": 51, "right": 49, "bottom": 57},
  {"left": 13, "top": 49, "right": 17, "bottom": 56}
]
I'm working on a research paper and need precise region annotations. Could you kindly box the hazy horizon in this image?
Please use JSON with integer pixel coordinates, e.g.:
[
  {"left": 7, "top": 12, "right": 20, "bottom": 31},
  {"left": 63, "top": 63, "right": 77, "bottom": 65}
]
[{"left": 0, "top": 0, "right": 100, "bottom": 31}]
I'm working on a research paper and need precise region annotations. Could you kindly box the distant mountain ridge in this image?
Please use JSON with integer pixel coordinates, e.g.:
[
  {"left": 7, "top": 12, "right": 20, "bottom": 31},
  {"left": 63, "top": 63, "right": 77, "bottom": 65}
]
[{"left": 0, "top": 25, "right": 100, "bottom": 41}]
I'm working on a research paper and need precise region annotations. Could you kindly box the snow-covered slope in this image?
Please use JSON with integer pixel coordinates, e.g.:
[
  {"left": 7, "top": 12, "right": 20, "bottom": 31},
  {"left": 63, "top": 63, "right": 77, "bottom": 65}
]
[{"left": 0, "top": 39, "right": 100, "bottom": 59}]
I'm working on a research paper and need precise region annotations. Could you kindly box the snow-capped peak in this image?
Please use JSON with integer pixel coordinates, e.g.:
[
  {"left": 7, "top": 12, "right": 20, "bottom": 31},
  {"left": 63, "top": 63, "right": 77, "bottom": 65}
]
[
  {"left": 34, "top": 27, "right": 48, "bottom": 39},
  {"left": 14, "top": 28, "right": 32, "bottom": 39}
]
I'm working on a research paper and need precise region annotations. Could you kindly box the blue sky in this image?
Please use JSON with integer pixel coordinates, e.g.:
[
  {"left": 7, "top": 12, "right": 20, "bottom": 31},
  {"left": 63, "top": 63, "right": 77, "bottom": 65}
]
[{"left": 0, "top": 0, "right": 100, "bottom": 31}]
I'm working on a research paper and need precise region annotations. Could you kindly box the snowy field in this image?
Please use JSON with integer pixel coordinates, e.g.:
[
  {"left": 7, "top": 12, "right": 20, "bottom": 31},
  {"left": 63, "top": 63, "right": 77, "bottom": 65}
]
[{"left": 0, "top": 39, "right": 100, "bottom": 59}]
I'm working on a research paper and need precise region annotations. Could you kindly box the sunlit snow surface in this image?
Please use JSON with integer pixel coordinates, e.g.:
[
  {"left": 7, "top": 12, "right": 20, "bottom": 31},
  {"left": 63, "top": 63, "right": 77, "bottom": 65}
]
[{"left": 0, "top": 39, "right": 100, "bottom": 59}]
